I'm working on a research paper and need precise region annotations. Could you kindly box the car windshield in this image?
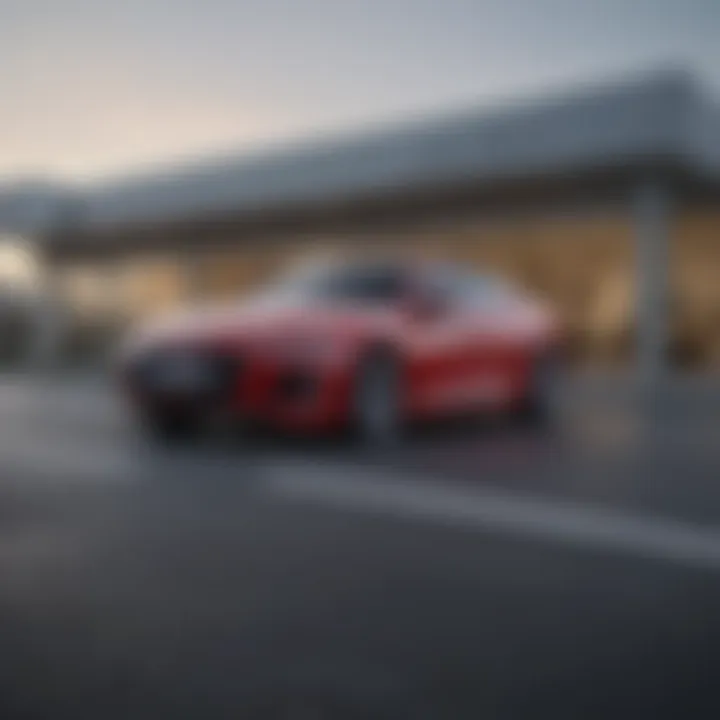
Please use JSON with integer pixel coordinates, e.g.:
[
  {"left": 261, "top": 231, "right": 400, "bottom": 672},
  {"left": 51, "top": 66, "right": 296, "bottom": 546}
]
[{"left": 267, "top": 262, "right": 407, "bottom": 305}]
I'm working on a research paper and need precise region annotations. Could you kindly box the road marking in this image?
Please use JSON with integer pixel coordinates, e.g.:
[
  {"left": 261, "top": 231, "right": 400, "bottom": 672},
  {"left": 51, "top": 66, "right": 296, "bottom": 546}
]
[{"left": 264, "top": 460, "right": 720, "bottom": 573}]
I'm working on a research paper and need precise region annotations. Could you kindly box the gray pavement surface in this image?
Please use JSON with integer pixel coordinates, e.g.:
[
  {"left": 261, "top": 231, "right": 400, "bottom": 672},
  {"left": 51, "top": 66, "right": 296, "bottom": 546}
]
[{"left": 1, "top": 374, "right": 720, "bottom": 718}]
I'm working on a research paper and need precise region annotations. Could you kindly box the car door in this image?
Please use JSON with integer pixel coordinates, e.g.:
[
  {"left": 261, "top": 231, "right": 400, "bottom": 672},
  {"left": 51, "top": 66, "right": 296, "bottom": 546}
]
[
  {"left": 461, "top": 274, "right": 530, "bottom": 408},
  {"left": 403, "top": 265, "right": 479, "bottom": 417}
]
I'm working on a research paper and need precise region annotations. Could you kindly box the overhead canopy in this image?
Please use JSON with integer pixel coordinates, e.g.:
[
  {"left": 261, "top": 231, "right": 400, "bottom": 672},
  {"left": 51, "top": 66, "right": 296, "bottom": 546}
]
[{"left": 36, "top": 69, "right": 720, "bottom": 256}]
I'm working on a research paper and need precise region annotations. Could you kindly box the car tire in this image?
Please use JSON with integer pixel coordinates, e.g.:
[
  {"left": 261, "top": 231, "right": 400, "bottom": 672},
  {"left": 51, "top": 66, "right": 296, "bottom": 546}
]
[
  {"left": 143, "top": 410, "right": 202, "bottom": 445},
  {"left": 517, "top": 353, "right": 562, "bottom": 428},
  {"left": 353, "top": 349, "right": 404, "bottom": 446}
]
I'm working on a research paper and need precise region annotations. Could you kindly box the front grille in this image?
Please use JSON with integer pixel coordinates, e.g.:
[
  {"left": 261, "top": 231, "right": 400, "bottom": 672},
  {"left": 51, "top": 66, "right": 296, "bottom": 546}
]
[
  {"left": 130, "top": 348, "right": 244, "bottom": 400},
  {"left": 208, "top": 352, "right": 244, "bottom": 398}
]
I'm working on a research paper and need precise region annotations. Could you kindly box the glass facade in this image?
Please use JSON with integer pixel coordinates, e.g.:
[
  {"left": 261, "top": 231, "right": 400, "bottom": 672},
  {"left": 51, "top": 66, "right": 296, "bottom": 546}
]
[{"left": 47, "top": 208, "right": 720, "bottom": 368}]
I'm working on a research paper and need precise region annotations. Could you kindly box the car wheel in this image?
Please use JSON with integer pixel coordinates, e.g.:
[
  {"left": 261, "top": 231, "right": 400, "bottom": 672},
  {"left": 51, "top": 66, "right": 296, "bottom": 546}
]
[
  {"left": 517, "top": 353, "right": 562, "bottom": 428},
  {"left": 143, "top": 410, "right": 202, "bottom": 445},
  {"left": 353, "top": 349, "right": 404, "bottom": 445}
]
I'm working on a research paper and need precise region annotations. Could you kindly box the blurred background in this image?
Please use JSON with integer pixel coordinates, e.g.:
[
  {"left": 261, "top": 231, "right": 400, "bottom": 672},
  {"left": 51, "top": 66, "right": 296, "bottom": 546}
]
[
  {"left": 0, "top": 0, "right": 718, "bottom": 375},
  {"left": 4, "top": 3, "right": 720, "bottom": 719}
]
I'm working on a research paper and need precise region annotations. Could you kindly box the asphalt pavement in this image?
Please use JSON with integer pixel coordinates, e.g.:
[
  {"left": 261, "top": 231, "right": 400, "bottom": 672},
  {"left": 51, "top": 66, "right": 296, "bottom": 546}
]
[{"left": 1, "top": 374, "right": 719, "bottom": 719}]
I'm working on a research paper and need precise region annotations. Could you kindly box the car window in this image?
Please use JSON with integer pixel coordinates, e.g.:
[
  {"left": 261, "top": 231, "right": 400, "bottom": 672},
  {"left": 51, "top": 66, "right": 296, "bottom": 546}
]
[
  {"left": 421, "top": 264, "right": 516, "bottom": 309},
  {"left": 271, "top": 262, "right": 407, "bottom": 305}
]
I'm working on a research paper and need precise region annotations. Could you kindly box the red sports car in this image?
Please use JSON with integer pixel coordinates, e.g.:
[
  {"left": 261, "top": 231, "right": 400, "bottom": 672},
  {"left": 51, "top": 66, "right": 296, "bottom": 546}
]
[{"left": 118, "top": 258, "right": 563, "bottom": 443}]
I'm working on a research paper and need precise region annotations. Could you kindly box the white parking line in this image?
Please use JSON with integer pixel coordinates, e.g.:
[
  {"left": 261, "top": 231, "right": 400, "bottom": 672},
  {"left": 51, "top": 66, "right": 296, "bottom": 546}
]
[{"left": 264, "top": 461, "right": 720, "bottom": 573}]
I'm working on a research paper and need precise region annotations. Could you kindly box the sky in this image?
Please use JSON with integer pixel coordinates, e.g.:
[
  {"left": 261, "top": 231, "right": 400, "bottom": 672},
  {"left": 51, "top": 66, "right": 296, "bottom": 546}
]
[{"left": 1, "top": 0, "right": 719, "bottom": 182}]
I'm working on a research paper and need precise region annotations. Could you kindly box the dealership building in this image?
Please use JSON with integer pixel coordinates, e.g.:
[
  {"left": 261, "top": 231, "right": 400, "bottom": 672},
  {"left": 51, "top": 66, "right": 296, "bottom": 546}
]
[{"left": 9, "top": 70, "right": 720, "bottom": 371}]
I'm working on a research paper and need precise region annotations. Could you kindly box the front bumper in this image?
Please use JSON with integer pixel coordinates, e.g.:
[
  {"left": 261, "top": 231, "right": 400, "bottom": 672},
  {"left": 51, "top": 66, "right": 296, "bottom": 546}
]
[{"left": 122, "top": 345, "right": 353, "bottom": 433}]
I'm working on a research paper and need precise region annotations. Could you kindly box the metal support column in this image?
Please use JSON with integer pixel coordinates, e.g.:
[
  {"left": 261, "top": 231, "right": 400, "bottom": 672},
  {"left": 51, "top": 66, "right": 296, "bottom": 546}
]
[{"left": 634, "top": 179, "right": 671, "bottom": 388}]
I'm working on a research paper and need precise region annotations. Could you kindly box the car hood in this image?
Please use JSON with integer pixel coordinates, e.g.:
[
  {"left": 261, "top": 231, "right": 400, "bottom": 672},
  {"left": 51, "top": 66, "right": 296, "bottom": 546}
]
[{"left": 124, "top": 296, "right": 398, "bottom": 355}]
